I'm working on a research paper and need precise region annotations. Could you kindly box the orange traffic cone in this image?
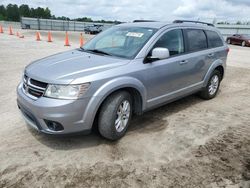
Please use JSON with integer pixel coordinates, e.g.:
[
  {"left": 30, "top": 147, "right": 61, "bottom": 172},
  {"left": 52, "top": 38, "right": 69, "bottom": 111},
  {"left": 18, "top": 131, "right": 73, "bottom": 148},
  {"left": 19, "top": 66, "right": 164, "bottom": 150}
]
[
  {"left": 64, "top": 31, "right": 70, "bottom": 46},
  {"left": 80, "top": 33, "right": 84, "bottom": 47},
  {"left": 36, "top": 31, "right": 41, "bottom": 41},
  {"left": 16, "top": 31, "right": 20, "bottom": 37},
  {"left": 0, "top": 25, "right": 3, "bottom": 33},
  {"left": 9, "top": 26, "right": 13, "bottom": 35},
  {"left": 47, "top": 31, "right": 52, "bottom": 42}
]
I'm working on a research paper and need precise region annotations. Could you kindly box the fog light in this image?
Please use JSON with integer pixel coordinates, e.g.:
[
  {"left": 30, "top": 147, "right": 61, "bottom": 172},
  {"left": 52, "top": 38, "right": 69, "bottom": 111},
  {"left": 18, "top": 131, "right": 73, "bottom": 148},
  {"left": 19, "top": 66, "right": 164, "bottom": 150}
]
[{"left": 44, "top": 120, "right": 64, "bottom": 131}]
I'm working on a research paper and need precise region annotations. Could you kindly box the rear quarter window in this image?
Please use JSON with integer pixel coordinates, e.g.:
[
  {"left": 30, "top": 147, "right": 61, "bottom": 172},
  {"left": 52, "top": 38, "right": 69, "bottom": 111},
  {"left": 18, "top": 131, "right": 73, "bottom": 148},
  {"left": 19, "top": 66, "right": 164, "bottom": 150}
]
[
  {"left": 185, "top": 29, "right": 207, "bottom": 52},
  {"left": 205, "top": 30, "right": 224, "bottom": 48}
]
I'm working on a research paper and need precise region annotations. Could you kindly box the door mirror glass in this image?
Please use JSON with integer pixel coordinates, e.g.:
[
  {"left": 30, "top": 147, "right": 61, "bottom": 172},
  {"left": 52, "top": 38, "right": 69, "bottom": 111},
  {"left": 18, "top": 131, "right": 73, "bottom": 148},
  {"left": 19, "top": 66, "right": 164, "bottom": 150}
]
[{"left": 151, "top": 47, "right": 170, "bottom": 59}]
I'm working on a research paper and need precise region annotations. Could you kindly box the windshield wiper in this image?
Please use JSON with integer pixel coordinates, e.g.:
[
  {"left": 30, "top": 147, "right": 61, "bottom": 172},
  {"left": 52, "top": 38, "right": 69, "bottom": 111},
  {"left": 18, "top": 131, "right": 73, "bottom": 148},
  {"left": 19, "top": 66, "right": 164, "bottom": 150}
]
[{"left": 80, "top": 48, "right": 112, "bottom": 56}]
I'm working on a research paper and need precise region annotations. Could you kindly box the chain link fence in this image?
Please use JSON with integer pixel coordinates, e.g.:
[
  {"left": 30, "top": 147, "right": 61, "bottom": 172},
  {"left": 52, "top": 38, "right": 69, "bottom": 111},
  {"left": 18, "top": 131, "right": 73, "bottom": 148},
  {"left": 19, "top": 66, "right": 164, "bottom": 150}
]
[
  {"left": 0, "top": 20, "right": 21, "bottom": 29},
  {"left": 20, "top": 17, "right": 114, "bottom": 31},
  {"left": 215, "top": 24, "right": 250, "bottom": 37}
]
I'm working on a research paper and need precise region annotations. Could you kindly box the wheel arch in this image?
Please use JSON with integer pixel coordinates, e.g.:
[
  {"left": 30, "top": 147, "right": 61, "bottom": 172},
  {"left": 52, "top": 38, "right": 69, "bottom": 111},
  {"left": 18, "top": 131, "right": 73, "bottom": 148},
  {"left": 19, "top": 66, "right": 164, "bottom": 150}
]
[
  {"left": 215, "top": 65, "right": 224, "bottom": 80},
  {"left": 203, "top": 60, "right": 225, "bottom": 87},
  {"left": 83, "top": 77, "right": 147, "bottom": 130}
]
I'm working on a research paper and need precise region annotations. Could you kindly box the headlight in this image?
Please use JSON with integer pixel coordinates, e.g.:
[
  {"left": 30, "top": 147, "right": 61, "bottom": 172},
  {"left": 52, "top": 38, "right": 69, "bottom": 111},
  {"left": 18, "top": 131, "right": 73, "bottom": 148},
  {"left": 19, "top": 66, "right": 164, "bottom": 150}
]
[{"left": 44, "top": 83, "right": 90, "bottom": 99}]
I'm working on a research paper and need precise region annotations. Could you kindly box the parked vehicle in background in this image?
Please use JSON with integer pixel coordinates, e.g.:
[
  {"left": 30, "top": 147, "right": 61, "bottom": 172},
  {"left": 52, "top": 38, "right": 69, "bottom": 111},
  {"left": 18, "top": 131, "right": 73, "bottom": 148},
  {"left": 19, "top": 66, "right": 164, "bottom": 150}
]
[
  {"left": 84, "top": 24, "right": 104, "bottom": 34},
  {"left": 17, "top": 20, "right": 229, "bottom": 140},
  {"left": 226, "top": 34, "right": 250, "bottom": 47}
]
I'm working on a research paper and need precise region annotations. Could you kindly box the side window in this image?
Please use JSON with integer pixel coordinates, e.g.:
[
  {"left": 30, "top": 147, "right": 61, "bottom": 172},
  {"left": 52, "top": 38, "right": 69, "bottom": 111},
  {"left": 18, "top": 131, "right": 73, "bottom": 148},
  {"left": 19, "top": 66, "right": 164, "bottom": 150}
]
[
  {"left": 205, "top": 30, "right": 223, "bottom": 48},
  {"left": 152, "top": 29, "right": 184, "bottom": 56},
  {"left": 185, "top": 29, "right": 207, "bottom": 52}
]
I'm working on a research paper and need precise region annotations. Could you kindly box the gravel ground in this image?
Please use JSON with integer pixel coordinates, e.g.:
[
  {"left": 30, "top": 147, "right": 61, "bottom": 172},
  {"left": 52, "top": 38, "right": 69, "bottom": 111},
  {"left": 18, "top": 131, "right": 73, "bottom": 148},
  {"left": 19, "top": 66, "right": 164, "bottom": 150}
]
[{"left": 0, "top": 29, "right": 250, "bottom": 188}]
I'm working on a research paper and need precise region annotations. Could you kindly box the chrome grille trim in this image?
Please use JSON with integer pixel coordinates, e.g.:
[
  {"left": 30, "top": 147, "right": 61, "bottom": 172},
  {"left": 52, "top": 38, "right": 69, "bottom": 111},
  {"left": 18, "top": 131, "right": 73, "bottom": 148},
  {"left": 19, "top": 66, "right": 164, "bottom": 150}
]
[
  {"left": 22, "top": 75, "right": 48, "bottom": 99},
  {"left": 27, "top": 78, "right": 46, "bottom": 91}
]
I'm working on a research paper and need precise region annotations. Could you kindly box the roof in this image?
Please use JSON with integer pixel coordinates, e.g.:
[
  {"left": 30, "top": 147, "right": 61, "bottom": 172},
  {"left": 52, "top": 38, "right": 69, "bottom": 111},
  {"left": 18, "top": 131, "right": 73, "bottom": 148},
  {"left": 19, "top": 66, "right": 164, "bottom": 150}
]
[
  {"left": 116, "top": 21, "right": 216, "bottom": 30},
  {"left": 117, "top": 22, "right": 170, "bottom": 29}
]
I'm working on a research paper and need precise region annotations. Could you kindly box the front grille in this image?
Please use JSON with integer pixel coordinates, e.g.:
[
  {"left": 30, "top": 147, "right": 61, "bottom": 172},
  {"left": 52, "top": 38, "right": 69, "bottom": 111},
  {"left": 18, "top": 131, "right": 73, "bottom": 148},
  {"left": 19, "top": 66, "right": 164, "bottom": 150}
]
[
  {"left": 30, "top": 78, "right": 48, "bottom": 88},
  {"left": 22, "top": 74, "right": 48, "bottom": 99}
]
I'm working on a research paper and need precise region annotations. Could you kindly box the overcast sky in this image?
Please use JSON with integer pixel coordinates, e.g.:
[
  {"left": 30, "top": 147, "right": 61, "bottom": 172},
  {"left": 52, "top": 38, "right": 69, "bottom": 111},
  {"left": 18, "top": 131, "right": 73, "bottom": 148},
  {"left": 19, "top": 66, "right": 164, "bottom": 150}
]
[{"left": 1, "top": 0, "right": 250, "bottom": 22}]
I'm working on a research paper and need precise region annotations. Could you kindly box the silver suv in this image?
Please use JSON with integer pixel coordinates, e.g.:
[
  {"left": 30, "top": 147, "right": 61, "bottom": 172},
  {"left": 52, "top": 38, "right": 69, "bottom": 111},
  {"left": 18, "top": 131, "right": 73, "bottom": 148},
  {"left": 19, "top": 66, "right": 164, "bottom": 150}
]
[{"left": 17, "top": 20, "right": 229, "bottom": 140}]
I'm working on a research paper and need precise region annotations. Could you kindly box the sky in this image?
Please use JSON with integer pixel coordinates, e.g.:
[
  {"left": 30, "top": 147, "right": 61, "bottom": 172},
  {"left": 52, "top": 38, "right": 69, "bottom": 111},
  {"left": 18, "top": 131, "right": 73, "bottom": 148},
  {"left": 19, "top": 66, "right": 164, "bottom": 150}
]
[{"left": 1, "top": 0, "right": 250, "bottom": 22}]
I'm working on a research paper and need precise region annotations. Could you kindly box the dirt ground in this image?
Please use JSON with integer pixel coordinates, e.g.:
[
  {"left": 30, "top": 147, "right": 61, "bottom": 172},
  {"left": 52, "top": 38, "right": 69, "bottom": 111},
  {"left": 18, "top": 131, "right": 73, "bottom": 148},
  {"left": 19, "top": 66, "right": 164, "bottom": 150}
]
[{"left": 0, "top": 28, "right": 250, "bottom": 188}]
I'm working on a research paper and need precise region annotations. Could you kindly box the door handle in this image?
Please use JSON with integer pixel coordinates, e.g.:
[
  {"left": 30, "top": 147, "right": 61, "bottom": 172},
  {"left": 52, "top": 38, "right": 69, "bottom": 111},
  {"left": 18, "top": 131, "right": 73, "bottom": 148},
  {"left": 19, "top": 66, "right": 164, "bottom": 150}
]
[
  {"left": 208, "top": 53, "right": 214, "bottom": 58},
  {"left": 179, "top": 60, "right": 188, "bottom": 65}
]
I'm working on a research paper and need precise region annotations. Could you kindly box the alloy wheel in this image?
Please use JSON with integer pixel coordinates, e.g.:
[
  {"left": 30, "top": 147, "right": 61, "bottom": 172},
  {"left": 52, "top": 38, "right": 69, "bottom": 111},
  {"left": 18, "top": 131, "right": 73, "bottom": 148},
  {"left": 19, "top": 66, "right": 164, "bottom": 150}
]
[
  {"left": 208, "top": 75, "right": 219, "bottom": 96},
  {"left": 115, "top": 100, "right": 131, "bottom": 132}
]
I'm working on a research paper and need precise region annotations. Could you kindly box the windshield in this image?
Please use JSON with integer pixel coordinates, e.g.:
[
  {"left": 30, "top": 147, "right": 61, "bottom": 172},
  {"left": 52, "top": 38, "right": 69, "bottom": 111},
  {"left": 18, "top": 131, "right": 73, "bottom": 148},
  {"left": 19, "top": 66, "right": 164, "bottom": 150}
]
[{"left": 82, "top": 26, "right": 157, "bottom": 59}]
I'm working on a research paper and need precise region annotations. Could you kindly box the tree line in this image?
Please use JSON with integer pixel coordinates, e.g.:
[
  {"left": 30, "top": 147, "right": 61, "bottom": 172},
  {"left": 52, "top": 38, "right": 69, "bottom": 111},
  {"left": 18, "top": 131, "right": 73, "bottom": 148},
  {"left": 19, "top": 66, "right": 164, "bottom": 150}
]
[
  {"left": 0, "top": 4, "right": 51, "bottom": 21},
  {"left": 0, "top": 4, "right": 121, "bottom": 24}
]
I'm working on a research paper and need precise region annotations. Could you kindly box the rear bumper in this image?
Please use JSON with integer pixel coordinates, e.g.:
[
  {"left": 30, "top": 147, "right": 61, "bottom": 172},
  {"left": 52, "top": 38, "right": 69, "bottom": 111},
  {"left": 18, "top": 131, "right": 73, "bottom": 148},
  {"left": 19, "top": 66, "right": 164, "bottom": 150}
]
[{"left": 17, "top": 83, "right": 94, "bottom": 135}]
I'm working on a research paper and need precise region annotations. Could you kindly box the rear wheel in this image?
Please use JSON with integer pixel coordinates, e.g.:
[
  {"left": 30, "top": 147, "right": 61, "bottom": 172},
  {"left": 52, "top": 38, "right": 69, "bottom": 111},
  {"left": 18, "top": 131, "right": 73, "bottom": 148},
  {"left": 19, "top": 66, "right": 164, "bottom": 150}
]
[
  {"left": 227, "top": 39, "right": 231, "bottom": 44},
  {"left": 199, "top": 70, "right": 221, "bottom": 100},
  {"left": 98, "top": 91, "right": 132, "bottom": 140},
  {"left": 242, "top": 41, "right": 246, "bottom": 47}
]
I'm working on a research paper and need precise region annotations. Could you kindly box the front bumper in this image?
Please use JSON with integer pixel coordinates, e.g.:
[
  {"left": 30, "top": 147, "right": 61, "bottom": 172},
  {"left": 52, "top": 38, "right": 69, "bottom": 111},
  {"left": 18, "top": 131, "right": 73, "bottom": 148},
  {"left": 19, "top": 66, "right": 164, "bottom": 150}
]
[{"left": 17, "top": 83, "right": 93, "bottom": 135}]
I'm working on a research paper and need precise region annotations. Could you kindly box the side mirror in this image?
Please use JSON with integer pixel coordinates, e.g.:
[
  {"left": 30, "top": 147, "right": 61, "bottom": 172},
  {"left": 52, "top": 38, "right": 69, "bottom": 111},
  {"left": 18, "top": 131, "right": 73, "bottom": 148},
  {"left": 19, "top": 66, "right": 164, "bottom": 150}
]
[
  {"left": 144, "top": 47, "right": 170, "bottom": 63},
  {"left": 152, "top": 47, "right": 170, "bottom": 59}
]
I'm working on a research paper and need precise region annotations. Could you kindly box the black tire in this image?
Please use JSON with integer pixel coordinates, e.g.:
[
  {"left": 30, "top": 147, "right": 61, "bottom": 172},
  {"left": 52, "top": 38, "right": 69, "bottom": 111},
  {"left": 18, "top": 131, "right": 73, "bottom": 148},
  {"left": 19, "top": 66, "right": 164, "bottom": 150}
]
[
  {"left": 199, "top": 70, "right": 221, "bottom": 100},
  {"left": 227, "top": 39, "right": 231, "bottom": 44},
  {"left": 242, "top": 41, "right": 246, "bottom": 47},
  {"left": 98, "top": 91, "right": 132, "bottom": 140}
]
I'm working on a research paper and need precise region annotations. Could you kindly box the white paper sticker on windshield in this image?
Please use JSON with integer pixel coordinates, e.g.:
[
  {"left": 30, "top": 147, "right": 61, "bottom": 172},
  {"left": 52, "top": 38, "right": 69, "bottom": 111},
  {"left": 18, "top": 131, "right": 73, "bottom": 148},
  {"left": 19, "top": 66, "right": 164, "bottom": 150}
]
[{"left": 126, "top": 32, "right": 144, "bottom": 38}]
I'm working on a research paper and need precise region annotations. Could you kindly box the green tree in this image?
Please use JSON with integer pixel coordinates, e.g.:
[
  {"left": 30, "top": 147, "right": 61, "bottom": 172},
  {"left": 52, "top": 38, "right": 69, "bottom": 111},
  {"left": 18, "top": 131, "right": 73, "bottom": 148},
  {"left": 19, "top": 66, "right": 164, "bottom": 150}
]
[
  {"left": 19, "top": 4, "right": 30, "bottom": 17},
  {"left": 0, "top": 3, "right": 121, "bottom": 23},
  {"left": 57, "top": 16, "right": 70, "bottom": 20},
  {"left": 0, "top": 5, "right": 6, "bottom": 20},
  {"left": 75, "top": 17, "right": 93, "bottom": 22},
  {"left": 0, "top": 14, "right": 5, "bottom": 20},
  {"left": 6, "top": 4, "right": 20, "bottom": 21},
  {"left": 44, "top": 7, "right": 51, "bottom": 18},
  {"left": 30, "top": 8, "right": 35, "bottom": 17}
]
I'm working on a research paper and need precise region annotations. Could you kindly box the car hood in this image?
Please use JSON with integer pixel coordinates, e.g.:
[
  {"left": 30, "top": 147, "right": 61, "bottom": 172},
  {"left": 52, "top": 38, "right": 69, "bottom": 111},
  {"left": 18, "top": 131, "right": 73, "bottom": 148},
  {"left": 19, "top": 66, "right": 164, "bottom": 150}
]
[{"left": 25, "top": 49, "right": 130, "bottom": 84}]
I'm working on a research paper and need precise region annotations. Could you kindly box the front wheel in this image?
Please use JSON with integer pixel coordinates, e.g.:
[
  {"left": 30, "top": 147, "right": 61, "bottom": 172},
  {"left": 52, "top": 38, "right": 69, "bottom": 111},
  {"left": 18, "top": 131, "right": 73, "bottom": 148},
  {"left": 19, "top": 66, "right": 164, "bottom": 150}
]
[
  {"left": 242, "top": 41, "right": 246, "bottom": 47},
  {"left": 227, "top": 39, "right": 231, "bottom": 44},
  {"left": 199, "top": 70, "right": 221, "bottom": 100},
  {"left": 98, "top": 91, "right": 132, "bottom": 140}
]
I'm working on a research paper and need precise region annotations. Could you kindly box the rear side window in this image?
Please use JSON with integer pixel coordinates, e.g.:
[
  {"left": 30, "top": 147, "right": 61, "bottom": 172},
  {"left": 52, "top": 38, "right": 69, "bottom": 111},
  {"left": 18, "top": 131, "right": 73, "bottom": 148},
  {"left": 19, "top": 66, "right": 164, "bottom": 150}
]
[
  {"left": 205, "top": 30, "right": 223, "bottom": 48},
  {"left": 185, "top": 29, "right": 207, "bottom": 52},
  {"left": 152, "top": 29, "right": 184, "bottom": 56}
]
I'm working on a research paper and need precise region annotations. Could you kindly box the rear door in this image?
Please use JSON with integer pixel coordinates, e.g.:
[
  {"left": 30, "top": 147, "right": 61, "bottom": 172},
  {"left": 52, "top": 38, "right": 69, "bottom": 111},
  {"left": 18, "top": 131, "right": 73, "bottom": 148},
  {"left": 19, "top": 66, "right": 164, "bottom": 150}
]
[
  {"left": 182, "top": 29, "right": 210, "bottom": 85},
  {"left": 238, "top": 35, "right": 245, "bottom": 44},
  {"left": 233, "top": 34, "right": 241, "bottom": 44},
  {"left": 205, "top": 29, "right": 225, "bottom": 66}
]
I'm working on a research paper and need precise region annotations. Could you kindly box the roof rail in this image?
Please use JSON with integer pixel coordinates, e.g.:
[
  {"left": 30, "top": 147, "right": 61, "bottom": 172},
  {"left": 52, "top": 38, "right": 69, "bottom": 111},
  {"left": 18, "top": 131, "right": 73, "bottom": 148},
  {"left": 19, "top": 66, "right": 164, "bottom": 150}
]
[
  {"left": 173, "top": 20, "right": 214, "bottom": 27},
  {"left": 133, "top": 20, "right": 156, "bottom": 23}
]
